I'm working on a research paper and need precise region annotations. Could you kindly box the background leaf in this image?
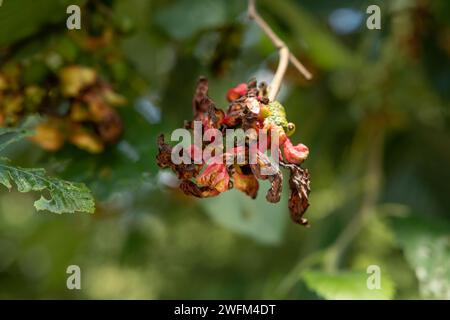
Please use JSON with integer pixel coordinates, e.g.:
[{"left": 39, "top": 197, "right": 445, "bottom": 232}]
[
  {"left": 200, "top": 181, "right": 287, "bottom": 245},
  {"left": 0, "top": 127, "right": 32, "bottom": 153},
  {"left": 154, "top": 0, "right": 226, "bottom": 40},
  {"left": 302, "top": 270, "right": 395, "bottom": 300},
  {"left": 391, "top": 215, "right": 450, "bottom": 299},
  {"left": 0, "top": 0, "right": 85, "bottom": 47}
]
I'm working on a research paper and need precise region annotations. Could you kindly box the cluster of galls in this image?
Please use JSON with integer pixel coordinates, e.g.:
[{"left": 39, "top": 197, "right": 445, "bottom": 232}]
[
  {"left": 0, "top": 65, "right": 125, "bottom": 153},
  {"left": 157, "top": 77, "right": 311, "bottom": 226}
]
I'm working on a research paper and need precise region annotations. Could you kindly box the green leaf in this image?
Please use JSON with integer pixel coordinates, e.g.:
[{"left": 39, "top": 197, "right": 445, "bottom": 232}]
[
  {"left": 0, "top": 127, "right": 32, "bottom": 152},
  {"left": 0, "top": 162, "right": 94, "bottom": 214},
  {"left": 0, "top": 116, "right": 42, "bottom": 152},
  {"left": 0, "top": 117, "right": 94, "bottom": 214},
  {"left": 302, "top": 270, "right": 395, "bottom": 300},
  {"left": 154, "top": 0, "right": 228, "bottom": 40},
  {"left": 200, "top": 181, "right": 287, "bottom": 245},
  {"left": 0, "top": 0, "right": 85, "bottom": 47},
  {"left": 391, "top": 214, "right": 450, "bottom": 299}
]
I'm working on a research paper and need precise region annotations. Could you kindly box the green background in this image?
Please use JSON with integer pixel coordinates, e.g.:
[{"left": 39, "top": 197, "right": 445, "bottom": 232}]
[{"left": 0, "top": 0, "right": 449, "bottom": 299}]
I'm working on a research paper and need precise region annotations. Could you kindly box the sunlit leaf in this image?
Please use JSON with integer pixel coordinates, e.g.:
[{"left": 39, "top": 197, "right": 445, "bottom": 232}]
[
  {"left": 391, "top": 215, "right": 450, "bottom": 299},
  {"left": 0, "top": 162, "right": 94, "bottom": 214},
  {"left": 302, "top": 270, "right": 395, "bottom": 300}
]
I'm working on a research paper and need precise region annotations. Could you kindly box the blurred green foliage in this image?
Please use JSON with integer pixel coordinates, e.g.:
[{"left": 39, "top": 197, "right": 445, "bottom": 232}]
[{"left": 0, "top": 0, "right": 449, "bottom": 299}]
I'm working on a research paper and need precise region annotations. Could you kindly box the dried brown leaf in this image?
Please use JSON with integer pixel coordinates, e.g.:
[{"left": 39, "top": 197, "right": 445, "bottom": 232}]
[
  {"left": 286, "top": 164, "right": 311, "bottom": 226},
  {"left": 156, "top": 135, "right": 202, "bottom": 180},
  {"left": 179, "top": 180, "right": 220, "bottom": 198}
]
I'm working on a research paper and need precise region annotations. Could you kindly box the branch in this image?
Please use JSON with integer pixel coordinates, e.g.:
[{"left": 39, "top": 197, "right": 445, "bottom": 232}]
[{"left": 248, "top": 0, "right": 312, "bottom": 101}]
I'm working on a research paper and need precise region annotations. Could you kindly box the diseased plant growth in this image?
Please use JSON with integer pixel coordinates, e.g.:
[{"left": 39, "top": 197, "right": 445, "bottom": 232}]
[{"left": 157, "top": 78, "right": 311, "bottom": 225}]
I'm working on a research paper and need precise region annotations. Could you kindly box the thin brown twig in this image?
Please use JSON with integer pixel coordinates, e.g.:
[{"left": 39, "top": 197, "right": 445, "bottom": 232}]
[{"left": 248, "top": 0, "right": 312, "bottom": 101}]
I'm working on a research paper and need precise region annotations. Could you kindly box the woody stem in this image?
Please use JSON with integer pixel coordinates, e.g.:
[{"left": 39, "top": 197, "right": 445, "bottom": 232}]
[{"left": 248, "top": 0, "right": 312, "bottom": 101}]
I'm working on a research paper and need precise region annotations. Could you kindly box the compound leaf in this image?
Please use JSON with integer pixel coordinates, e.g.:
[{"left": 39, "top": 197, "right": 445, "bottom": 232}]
[{"left": 0, "top": 162, "right": 94, "bottom": 214}]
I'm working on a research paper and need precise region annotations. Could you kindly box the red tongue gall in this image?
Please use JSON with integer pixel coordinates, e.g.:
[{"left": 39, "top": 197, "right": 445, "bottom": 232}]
[
  {"left": 283, "top": 138, "right": 309, "bottom": 164},
  {"left": 196, "top": 163, "right": 230, "bottom": 193},
  {"left": 226, "top": 83, "right": 248, "bottom": 102}
]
